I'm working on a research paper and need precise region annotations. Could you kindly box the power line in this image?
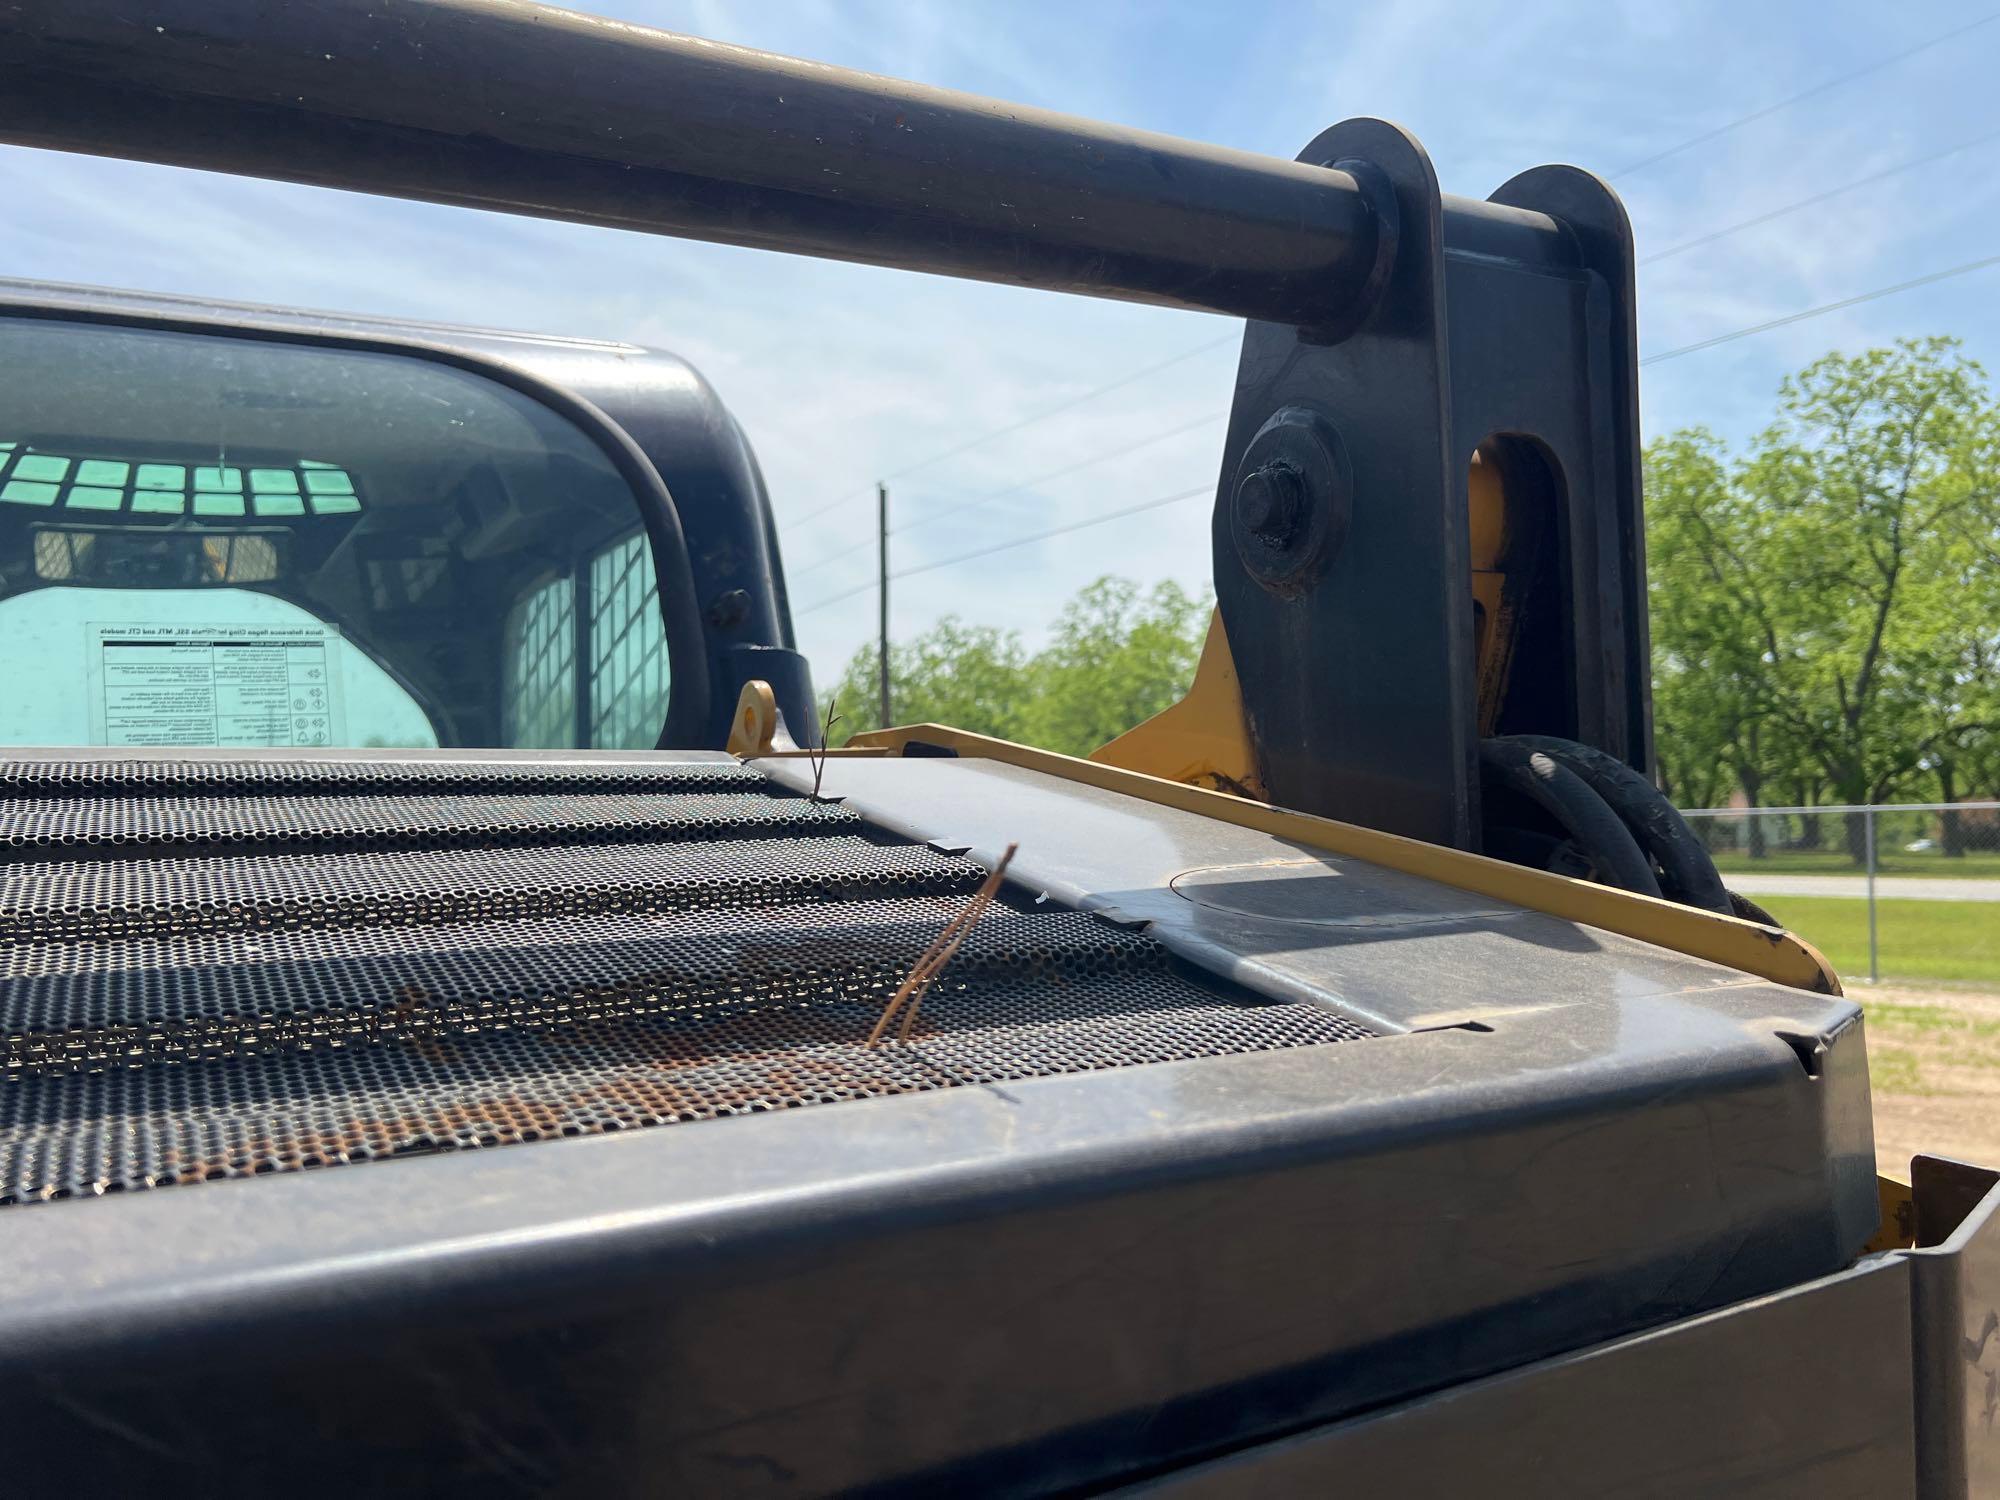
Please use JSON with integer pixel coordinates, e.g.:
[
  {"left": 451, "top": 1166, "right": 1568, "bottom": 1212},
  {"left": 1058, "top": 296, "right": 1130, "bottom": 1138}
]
[
  {"left": 786, "top": 486, "right": 881, "bottom": 533},
  {"left": 802, "top": 256, "right": 2000, "bottom": 612},
  {"left": 901, "top": 410, "right": 1223, "bottom": 540},
  {"left": 788, "top": 409, "right": 1226, "bottom": 581},
  {"left": 780, "top": 333, "right": 1236, "bottom": 530},
  {"left": 1610, "top": 10, "right": 2000, "bottom": 179},
  {"left": 1640, "top": 252, "right": 2000, "bottom": 366},
  {"left": 771, "top": 10, "right": 2000, "bottom": 537},
  {"left": 1639, "top": 127, "right": 2000, "bottom": 265},
  {"left": 901, "top": 483, "right": 1208, "bottom": 579},
  {"left": 783, "top": 15, "right": 1996, "bottom": 537},
  {"left": 795, "top": 483, "right": 1211, "bottom": 616}
]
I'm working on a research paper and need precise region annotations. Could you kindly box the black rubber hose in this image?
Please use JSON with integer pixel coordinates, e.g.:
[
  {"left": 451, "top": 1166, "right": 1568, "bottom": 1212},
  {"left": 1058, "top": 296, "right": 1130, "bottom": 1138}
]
[
  {"left": 1728, "top": 889, "right": 1781, "bottom": 926},
  {"left": 1501, "top": 734, "right": 1734, "bottom": 915},
  {"left": 1477, "top": 740, "right": 1662, "bottom": 897}
]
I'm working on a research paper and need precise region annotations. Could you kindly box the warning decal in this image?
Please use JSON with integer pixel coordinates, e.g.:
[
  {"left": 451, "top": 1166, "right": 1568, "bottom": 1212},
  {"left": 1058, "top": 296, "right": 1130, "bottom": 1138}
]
[{"left": 87, "top": 621, "right": 346, "bottom": 748}]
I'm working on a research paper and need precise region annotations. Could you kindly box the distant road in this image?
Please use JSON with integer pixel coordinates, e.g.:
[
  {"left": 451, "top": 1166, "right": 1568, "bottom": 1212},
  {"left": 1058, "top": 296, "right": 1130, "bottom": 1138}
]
[{"left": 1726, "top": 875, "right": 2000, "bottom": 903}]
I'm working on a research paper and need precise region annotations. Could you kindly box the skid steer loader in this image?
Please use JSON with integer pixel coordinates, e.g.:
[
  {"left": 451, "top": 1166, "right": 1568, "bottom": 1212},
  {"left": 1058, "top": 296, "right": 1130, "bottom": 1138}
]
[{"left": 0, "top": 3, "right": 1993, "bottom": 1494}]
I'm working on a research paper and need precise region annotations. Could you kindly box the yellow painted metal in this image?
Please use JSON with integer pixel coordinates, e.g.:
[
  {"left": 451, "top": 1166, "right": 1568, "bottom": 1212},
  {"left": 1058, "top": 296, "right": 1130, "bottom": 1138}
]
[
  {"left": 725, "top": 679, "right": 791, "bottom": 757},
  {"left": 746, "top": 746, "right": 894, "bottom": 760},
  {"left": 1089, "top": 611, "right": 1265, "bottom": 798},
  {"left": 1864, "top": 1173, "right": 1917, "bottom": 1253},
  {"left": 1091, "top": 448, "right": 1515, "bottom": 790},
  {"left": 844, "top": 720, "right": 1843, "bottom": 995},
  {"left": 726, "top": 680, "right": 892, "bottom": 759},
  {"left": 1468, "top": 448, "right": 1510, "bottom": 736}
]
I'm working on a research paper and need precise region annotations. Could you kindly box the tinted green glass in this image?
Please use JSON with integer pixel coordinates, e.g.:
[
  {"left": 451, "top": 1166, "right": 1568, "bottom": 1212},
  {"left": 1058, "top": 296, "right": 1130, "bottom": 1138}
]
[
  {"left": 75, "top": 459, "right": 130, "bottom": 486},
  {"left": 0, "top": 318, "right": 671, "bottom": 751},
  {"left": 13, "top": 454, "right": 68, "bottom": 482}
]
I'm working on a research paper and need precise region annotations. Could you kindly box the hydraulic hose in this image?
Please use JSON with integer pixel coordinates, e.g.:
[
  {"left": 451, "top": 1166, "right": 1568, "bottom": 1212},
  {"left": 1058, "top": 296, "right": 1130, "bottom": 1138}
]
[
  {"left": 1499, "top": 735, "right": 1733, "bottom": 915},
  {"left": 1477, "top": 740, "right": 1661, "bottom": 898}
]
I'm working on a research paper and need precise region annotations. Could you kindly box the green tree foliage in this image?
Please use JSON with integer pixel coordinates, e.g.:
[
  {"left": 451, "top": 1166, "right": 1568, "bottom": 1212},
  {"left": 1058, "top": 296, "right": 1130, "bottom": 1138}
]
[
  {"left": 1648, "top": 337, "right": 2000, "bottom": 857},
  {"left": 1015, "top": 578, "right": 1209, "bottom": 753},
  {"left": 828, "top": 618, "right": 1034, "bottom": 744},
  {"left": 825, "top": 577, "right": 1209, "bottom": 756}
]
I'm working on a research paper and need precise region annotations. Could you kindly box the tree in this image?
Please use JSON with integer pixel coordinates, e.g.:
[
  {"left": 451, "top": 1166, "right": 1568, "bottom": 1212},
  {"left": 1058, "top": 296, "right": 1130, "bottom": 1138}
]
[
  {"left": 1016, "top": 578, "right": 1208, "bottom": 754},
  {"left": 1914, "top": 513, "right": 2000, "bottom": 853},
  {"left": 1646, "top": 431, "right": 1775, "bottom": 817},
  {"left": 824, "top": 576, "right": 1209, "bottom": 757},
  {"left": 826, "top": 618, "right": 1034, "bottom": 743},
  {"left": 1647, "top": 338, "right": 2000, "bottom": 860}
]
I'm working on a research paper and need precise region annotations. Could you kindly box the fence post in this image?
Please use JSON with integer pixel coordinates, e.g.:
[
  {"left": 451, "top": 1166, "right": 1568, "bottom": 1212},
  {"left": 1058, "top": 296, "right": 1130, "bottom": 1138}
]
[{"left": 1865, "top": 806, "right": 1879, "bottom": 984}]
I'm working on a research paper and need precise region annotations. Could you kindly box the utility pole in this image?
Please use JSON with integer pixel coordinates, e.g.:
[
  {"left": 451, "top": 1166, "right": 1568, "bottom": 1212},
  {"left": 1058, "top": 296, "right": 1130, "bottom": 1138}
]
[{"left": 877, "top": 481, "right": 892, "bottom": 729}]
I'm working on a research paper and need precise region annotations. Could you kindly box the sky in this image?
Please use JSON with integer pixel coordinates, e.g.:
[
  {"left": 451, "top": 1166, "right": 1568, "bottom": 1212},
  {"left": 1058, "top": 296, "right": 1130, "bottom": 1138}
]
[{"left": 4, "top": 0, "right": 1999, "bottom": 691}]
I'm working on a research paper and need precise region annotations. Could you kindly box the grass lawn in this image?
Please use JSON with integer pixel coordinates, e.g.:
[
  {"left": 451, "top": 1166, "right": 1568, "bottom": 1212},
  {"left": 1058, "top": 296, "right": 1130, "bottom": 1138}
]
[
  {"left": 1761, "top": 896, "right": 2000, "bottom": 987},
  {"left": 1712, "top": 848, "right": 2000, "bottom": 879}
]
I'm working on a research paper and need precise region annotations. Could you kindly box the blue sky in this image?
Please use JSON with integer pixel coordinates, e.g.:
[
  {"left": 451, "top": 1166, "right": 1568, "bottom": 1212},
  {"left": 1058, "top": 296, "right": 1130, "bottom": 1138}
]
[{"left": 5, "top": 0, "right": 1998, "bottom": 689}]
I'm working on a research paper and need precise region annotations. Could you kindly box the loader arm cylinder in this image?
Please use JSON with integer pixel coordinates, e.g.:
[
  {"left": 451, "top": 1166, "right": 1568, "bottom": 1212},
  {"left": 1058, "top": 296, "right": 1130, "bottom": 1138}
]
[{"left": 0, "top": 0, "right": 1565, "bottom": 326}]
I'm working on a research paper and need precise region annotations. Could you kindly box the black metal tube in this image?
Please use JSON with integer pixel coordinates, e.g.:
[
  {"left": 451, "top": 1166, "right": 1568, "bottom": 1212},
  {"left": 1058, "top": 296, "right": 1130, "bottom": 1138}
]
[{"left": 0, "top": 0, "right": 1397, "bottom": 325}]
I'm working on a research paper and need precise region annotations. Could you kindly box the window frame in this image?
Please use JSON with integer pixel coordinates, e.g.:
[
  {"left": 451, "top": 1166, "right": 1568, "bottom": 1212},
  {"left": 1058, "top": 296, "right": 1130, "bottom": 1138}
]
[{"left": 0, "top": 297, "right": 713, "bottom": 751}]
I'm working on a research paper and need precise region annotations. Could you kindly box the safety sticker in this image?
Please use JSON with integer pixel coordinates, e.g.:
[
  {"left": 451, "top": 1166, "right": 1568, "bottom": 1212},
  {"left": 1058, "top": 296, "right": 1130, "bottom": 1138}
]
[{"left": 87, "top": 621, "right": 346, "bottom": 747}]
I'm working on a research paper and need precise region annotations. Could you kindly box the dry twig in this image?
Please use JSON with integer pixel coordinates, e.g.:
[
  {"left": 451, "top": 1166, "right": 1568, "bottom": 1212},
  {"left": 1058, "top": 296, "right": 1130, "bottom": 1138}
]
[
  {"left": 866, "top": 843, "right": 1019, "bottom": 1047},
  {"left": 810, "top": 699, "right": 842, "bottom": 802}
]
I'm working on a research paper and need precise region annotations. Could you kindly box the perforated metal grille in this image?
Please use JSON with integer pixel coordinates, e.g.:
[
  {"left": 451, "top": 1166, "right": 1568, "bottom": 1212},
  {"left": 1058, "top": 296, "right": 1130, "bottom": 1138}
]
[
  {"left": 0, "top": 757, "right": 760, "bottom": 795},
  {"left": 0, "top": 755, "right": 1374, "bottom": 1206},
  {"left": 3, "top": 836, "right": 978, "bottom": 943},
  {"left": 0, "top": 791, "right": 856, "bottom": 856}
]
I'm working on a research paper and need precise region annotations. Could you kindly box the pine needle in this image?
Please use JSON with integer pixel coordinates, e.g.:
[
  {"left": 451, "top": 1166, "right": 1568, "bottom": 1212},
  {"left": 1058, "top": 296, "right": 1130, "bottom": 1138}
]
[{"left": 867, "top": 843, "right": 1019, "bottom": 1047}]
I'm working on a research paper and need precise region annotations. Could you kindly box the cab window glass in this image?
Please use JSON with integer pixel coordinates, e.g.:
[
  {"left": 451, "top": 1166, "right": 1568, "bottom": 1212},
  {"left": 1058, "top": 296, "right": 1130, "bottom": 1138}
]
[
  {"left": 0, "top": 318, "right": 673, "bottom": 749},
  {"left": 500, "top": 573, "right": 574, "bottom": 749}
]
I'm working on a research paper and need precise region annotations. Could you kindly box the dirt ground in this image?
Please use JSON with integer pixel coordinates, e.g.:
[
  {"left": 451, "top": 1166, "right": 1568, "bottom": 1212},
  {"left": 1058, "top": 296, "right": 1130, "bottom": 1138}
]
[{"left": 1857, "top": 982, "right": 2000, "bottom": 1173}]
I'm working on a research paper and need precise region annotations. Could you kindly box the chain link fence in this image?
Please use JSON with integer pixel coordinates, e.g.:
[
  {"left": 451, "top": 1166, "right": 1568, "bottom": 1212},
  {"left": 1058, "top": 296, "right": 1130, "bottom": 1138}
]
[{"left": 1679, "top": 802, "right": 2000, "bottom": 986}]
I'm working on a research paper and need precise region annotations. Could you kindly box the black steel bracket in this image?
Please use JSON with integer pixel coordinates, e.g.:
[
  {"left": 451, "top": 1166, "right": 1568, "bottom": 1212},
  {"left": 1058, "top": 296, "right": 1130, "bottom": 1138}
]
[{"left": 1212, "top": 119, "right": 1649, "bottom": 849}]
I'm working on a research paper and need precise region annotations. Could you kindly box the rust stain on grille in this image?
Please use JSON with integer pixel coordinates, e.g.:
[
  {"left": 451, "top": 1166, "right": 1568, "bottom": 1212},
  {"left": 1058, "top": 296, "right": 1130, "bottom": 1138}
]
[{"left": 0, "top": 756, "right": 1375, "bottom": 1207}]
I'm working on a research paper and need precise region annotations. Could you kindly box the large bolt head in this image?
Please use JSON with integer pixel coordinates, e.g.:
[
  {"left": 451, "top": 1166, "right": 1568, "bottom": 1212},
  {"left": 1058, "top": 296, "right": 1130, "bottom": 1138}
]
[
  {"left": 1236, "top": 460, "right": 1306, "bottom": 548},
  {"left": 1226, "top": 406, "right": 1350, "bottom": 598}
]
